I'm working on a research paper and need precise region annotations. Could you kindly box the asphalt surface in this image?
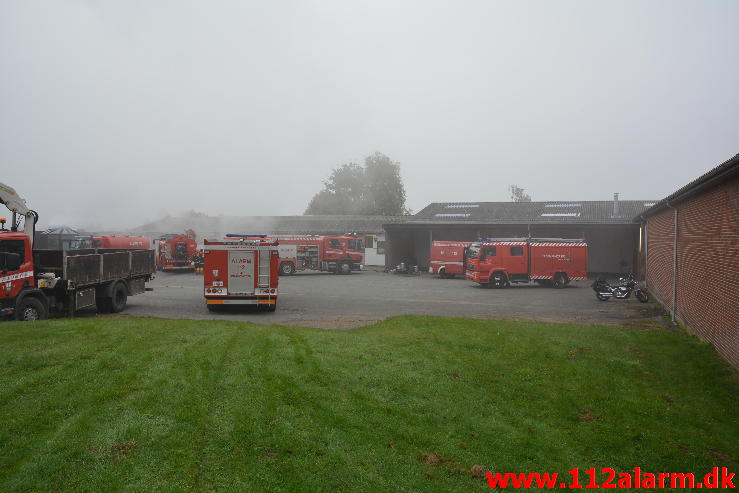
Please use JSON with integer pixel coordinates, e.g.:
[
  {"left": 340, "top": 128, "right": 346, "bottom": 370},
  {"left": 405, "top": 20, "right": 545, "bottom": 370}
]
[{"left": 123, "top": 270, "right": 661, "bottom": 329}]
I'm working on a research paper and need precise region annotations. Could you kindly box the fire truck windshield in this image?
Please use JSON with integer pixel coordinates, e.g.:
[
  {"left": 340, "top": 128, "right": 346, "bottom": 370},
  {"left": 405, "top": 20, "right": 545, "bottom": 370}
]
[
  {"left": 348, "top": 239, "right": 363, "bottom": 250},
  {"left": 468, "top": 243, "right": 481, "bottom": 259}
]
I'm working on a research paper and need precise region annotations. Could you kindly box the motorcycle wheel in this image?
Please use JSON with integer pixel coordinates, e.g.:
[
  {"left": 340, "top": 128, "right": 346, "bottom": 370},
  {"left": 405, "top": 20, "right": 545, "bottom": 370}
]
[
  {"left": 596, "top": 293, "right": 610, "bottom": 301},
  {"left": 636, "top": 290, "right": 649, "bottom": 303}
]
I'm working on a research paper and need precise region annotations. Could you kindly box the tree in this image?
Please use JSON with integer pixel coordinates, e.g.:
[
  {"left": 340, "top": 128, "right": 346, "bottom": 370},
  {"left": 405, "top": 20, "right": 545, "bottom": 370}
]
[
  {"left": 305, "top": 163, "right": 365, "bottom": 215},
  {"left": 508, "top": 184, "right": 531, "bottom": 202},
  {"left": 305, "top": 152, "right": 409, "bottom": 215}
]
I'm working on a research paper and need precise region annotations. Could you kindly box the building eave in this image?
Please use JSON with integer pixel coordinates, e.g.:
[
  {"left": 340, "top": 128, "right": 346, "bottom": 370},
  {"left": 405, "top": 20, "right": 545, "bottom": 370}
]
[{"left": 634, "top": 153, "right": 739, "bottom": 222}]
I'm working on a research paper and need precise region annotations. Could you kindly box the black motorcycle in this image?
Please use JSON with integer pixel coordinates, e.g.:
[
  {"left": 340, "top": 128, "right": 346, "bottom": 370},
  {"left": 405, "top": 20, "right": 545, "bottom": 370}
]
[{"left": 592, "top": 274, "right": 649, "bottom": 302}]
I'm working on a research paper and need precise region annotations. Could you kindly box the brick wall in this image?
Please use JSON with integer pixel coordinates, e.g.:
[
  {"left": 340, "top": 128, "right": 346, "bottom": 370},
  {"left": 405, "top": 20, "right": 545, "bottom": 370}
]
[
  {"left": 645, "top": 176, "right": 739, "bottom": 369},
  {"left": 674, "top": 178, "right": 738, "bottom": 368},
  {"left": 646, "top": 209, "right": 675, "bottom": 311}
]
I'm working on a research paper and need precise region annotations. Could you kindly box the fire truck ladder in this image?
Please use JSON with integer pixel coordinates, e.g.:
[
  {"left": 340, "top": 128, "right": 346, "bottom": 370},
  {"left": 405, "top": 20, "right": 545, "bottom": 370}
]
[{"left": 258, "top": 250, "right": 270, "bottom": 288}]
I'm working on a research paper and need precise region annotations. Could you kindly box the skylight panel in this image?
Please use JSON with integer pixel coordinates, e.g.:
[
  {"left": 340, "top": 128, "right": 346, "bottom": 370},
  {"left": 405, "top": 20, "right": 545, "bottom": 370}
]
[
  {"left": 540, "top": 212, "right": 581, "bottom": 217},
  {"left": 544, "top": 203, "right": 581, "bottom": 208},
  {"left": 446, "top": 204, "right": 480, "bottom": 208}
]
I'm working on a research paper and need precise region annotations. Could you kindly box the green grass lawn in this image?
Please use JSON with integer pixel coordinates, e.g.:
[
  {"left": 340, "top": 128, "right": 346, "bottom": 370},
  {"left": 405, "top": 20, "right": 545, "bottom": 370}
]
[{"left": 0, "top": 316, "right": 737, "bottom": 492}]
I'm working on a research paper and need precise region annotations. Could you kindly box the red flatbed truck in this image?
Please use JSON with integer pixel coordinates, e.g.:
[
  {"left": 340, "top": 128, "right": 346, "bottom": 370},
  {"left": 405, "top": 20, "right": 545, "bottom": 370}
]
[
  {"left": 202, "top": 235, "right": 280, "bottom": 312},
  {"left": 428, "top": 241, "right": 472, "bottom": 278},
  {"left": 466, "top": 238, "right": 588, "bottom": 288},
  {"left": 0, "top": 182, "right": 155, "bottom": 321}
]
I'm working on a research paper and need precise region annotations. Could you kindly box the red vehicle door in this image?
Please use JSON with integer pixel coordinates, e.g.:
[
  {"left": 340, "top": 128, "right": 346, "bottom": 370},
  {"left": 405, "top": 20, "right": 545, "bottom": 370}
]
[{"left": 505, "top": 243, "right": 527, "bottom": 275}]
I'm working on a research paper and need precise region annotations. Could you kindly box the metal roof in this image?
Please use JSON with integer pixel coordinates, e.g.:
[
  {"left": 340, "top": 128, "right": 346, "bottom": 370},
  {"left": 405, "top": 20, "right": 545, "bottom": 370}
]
[
  {"left": 40, "top": 225, "right": 80, "bottom": 235},
  {"left": 401, "top": 200, "right": 655, "bottom": 226},
  {"left": 135, "top": 214, "right": 405, "bottom": 235}
]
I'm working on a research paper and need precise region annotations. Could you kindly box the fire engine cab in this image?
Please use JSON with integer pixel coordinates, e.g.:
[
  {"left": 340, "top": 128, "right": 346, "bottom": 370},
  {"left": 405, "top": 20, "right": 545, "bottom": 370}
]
[
  {"left": 429, "top": 241, "right": 473, "bottom": 278},
  {"left": 466, "top": 238, "right": 588, "bottom": 288},
  {"left": 202, "top": 235, "right": 279, "bottom": 311},
  {"left": 272, "top": 235, "right": 364, "bottom": 275}
]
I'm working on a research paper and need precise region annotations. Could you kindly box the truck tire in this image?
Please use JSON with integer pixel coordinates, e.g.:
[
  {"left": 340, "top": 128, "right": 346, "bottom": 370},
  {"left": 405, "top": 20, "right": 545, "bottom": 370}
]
[
  {"left": 339, "top": 261, "right": 352, "bottom": 275},
  {"left": 15, "top": 297, "right": 47, "bottom": 321},
  {"left": 491, "top": 272, "right": 508, "bottom": 288},
  {"left": 259, "top": 302, "right": 277, "bottom": 312},
  {"left": 553, "top": 273, "right": 568, "bottom": 289},
  {"left": 279, "top": 262, "right": 295, "bottom": 276},
  {"left": 110, "top": 282, "right": 128, "bottom": 313},
  {"left": 207, "top": 304, "right": 220, "bottom": 312}
]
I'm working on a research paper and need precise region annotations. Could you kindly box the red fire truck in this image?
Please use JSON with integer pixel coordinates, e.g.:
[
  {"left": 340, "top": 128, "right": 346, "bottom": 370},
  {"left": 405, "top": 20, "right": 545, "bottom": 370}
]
[
  {"left": 202, "top": 235, "right": 280, "bottom": 311},
  {"left": 466, "top": 238, "right": 588, "bottom": 288},
  {"left": 156, "top": 232, "right": 198, "bottom": 271},
  {"left": 429, "top": 241, "right": 473, "bottom": 278},
  {"left": 92, "top": 235, "right": 150, "bottom": 249},
  {"left": 272, "top": 235, "right": 364, "bottom": 275}
]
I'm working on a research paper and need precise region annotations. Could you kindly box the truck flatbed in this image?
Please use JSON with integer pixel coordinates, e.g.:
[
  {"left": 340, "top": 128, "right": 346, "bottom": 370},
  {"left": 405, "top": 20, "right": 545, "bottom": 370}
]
[{"left": 33, "top": 249, "right": 155, "bottom": 288}]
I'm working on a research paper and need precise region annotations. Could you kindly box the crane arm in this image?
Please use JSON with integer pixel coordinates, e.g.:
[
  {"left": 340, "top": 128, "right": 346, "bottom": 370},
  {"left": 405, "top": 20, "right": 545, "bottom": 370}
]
[{"left": 0, "top": 181, "right": 38, "bottom": 245}]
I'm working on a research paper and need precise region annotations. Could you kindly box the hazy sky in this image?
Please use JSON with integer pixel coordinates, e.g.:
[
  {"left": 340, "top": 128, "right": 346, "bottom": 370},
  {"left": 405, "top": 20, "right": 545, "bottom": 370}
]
[{"left": 2, "top": 0, "right": 738, "bottom": 229}]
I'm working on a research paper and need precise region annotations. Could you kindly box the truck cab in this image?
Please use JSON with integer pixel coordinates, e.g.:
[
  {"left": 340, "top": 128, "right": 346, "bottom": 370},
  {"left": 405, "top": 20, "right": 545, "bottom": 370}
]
[
  {"left": 466, "top": 240, "right": 529, "bottom": 287},
  {"left": 0, "top": 231, "right": 40, "bottom": 319},
  {"left": 323, "top": 236, "right": 364, "bottom": 264}
]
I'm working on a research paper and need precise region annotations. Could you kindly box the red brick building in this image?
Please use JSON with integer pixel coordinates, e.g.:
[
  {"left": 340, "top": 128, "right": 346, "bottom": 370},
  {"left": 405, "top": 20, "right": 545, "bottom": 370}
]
[{"left": 636, "top": 154, "right": 738, "bottom": 369}]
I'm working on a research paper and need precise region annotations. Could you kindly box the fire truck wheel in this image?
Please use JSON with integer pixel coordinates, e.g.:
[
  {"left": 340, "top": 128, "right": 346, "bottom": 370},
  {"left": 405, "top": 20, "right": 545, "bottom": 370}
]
[
  {"left": 15, "top": 297, "right": 47, "bottom": 321},
  {"left": 279, "top": 262, "right": 295, "bottom": 276},
  {"left": 553, "top": 273, "right": 568, "bottom": 289},
  {"left": 109, "top": 283, "right": 128, "bottom": 312},
  {"left": 492, "top": 272, "right": 508, "bottom": 288},
  {"left": 339, "top": 261, "right": 352, "bottom": 275},
  {"left": 207, "top": 304, "right": 220, "bottom": 312},
  {"left": 259, "top": 302, "right": 277, "bottom": 312}
]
